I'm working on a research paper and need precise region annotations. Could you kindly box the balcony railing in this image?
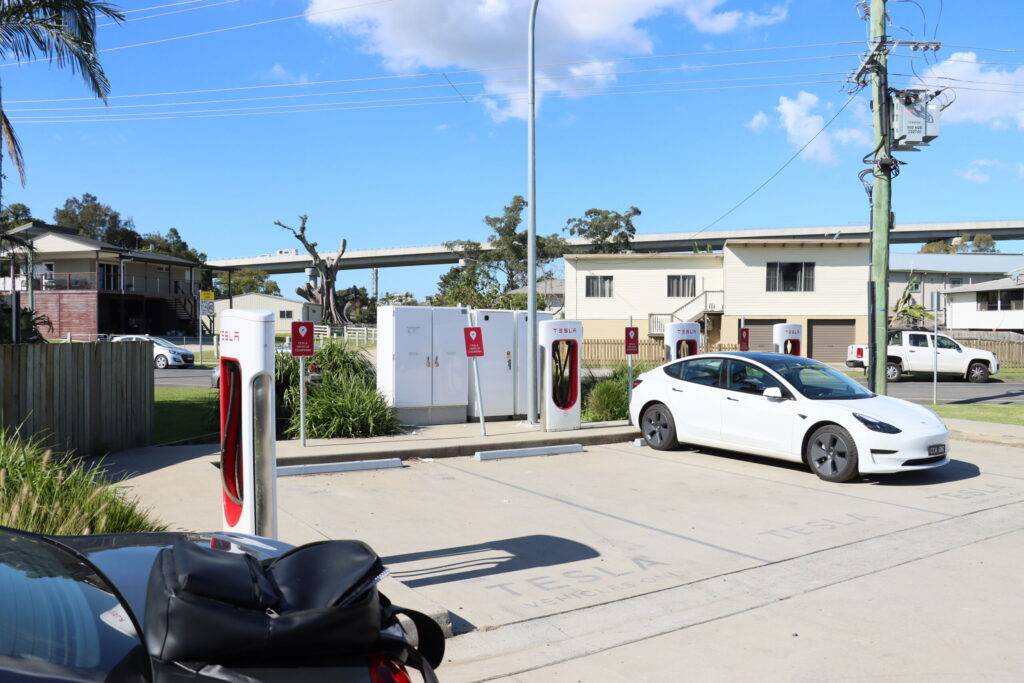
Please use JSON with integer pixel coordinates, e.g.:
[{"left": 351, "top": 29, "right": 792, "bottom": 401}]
[
  {"left": 1, "top": 272, "right": 198, "bottom": 297},
  {"left": 649, "top": 290, "right": 725, "bottom": 336}
]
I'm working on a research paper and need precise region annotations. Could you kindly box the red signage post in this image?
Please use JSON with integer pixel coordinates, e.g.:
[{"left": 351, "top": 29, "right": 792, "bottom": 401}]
[
  {"left": 625, "top": 326, "right": 639, "bottom": 355},
  {"left": 464, "top": 326, "right": 485, "bottom": 357},
  {"left": 291, "top": 321, "right": 315, "bottom": 357},
  {"left": 739, "top": 327, "right": 750, "bottom": 352}
]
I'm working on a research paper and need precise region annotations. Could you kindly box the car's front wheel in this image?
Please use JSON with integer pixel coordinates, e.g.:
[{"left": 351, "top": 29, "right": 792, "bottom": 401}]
[
  {"left": 806, "top": 424, "right": 859, "bottom": 483},
  {"left": 967, "top": 361, "right": 990, "bottom": 383},
  {"left": 641, "top": 403, "right": 678, "bottom": 451},
  {"left": 154, "top": 354, "right": 169, "bottom": 369}
]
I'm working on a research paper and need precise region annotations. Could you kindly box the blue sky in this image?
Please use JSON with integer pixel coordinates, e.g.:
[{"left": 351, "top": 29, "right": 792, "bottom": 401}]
[{"left": 5, "top": 0, "right": 1023, "bottom": 297}]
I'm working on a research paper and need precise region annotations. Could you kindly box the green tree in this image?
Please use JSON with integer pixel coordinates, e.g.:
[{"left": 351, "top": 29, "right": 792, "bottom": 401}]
[
  {"left": 438, "top": 195, "right": 565, "bottom": 305},
  {"left": 1, "top": 1, "right": 123, "bottom": 204},
  {"left": 139, "top": 227, "right": 206, "bottom": 263},
  {"left": 919, "top": 233, "right": 997, "bottom": 254},
  {"left": 214, "top": 269, "right": 280, "bottom": 298},
  {"left": 54, "top": 193, "right": 137, "bottom": 242},
  {"left": 380, "top": 291, "right": 417, "bottom": 306},
  {"left": 0, "top": 202, "right": 31, "bottom": 227},
  {"left": 564, "top": 206, "right": 641, "bottom": 254}
]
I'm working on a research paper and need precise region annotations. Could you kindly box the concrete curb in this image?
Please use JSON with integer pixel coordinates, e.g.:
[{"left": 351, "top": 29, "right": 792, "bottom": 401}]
[{"left": 276, "top": 428, "right": 641, "bottom": 467}]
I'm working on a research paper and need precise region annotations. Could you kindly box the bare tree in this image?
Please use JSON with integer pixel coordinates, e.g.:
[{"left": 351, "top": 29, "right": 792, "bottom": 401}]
[{"left": 275, "top": 215, "right": 346, "bottom": 325}]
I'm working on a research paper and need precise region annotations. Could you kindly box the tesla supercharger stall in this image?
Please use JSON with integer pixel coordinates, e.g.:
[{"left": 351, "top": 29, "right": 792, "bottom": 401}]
[
  {"left": 539, "top": 320, "right": 583, "bottom": 432},
  {"left": 664, "top": 322, "right": 701, "bottom": 361},
  {"left": 773, "top": 323, "right": 803, "bottom": 356},
  {"left": 219, "top": 309, "right": 278, "bottom": 539}
]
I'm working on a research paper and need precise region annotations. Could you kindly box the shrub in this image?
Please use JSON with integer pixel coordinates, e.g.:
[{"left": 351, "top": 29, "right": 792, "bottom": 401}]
[
  {"left": 0, "top": 430, "right": 166, "bottom": 535},
  {"left": 583, "top": 378, "right": 630, "bottom": 422},
  {"left": 286, "top": 374, "right": 399, "bottom": 439},
  {"left": 278, "top": 340, "right": 398, "bottom": 439}
]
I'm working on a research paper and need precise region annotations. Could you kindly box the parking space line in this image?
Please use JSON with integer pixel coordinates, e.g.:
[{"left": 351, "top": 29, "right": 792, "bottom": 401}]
[
  {"left": 605, "top": 443, "right": 957, "bottom": 518},
  {"left": 433, "top": 461, "right": 771, "bottom": 563}
]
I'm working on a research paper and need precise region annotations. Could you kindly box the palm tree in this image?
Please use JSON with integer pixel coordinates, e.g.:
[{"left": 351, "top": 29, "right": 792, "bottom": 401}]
[{"left": 0, "top": 0, "right": 123, "bottom": 196}]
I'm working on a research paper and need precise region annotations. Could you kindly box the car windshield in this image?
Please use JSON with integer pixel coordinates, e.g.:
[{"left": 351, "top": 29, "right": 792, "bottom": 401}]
[
  {"left": 759, "top": 357, "right": 874, "bottom": 400},
  {"left": 0, "top": 530, "right": 146, "bottom": 679}
]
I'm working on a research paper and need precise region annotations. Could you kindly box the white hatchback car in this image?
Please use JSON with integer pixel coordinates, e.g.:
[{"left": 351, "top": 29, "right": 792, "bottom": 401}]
[
  {"left": 629, "top": 352, "right": 950, "bottom": 483},
  {"left": 111, "top": 335, "right": 195, "bottom": 369}
]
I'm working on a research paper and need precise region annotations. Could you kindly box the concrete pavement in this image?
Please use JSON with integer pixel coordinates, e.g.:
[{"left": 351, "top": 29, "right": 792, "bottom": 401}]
[{"left": 104, "top": 417, "right": 1024, "bottom": 681}]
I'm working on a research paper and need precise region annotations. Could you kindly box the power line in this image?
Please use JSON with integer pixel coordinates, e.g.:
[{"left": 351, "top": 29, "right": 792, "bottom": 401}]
[
  {"left": 10, "top": 78, "right": 853, "bottom": 123},
  {"left": 100, "top": 0, "right": 241, "bottom": 28},
  {"left": 122, "top": 0, "right": 217, "bottom": 15},
  {"left": 6, "top": 70, "right": 853, "bottom": 113},
  {"left": 687, "top": 91, "right": 862, "bottom": 239},
  {"left": 0, "top": 0, "right": 393, "bottom": 66},
  {"left": 9, "top": 47, "right": 865, "bottom": 104}
]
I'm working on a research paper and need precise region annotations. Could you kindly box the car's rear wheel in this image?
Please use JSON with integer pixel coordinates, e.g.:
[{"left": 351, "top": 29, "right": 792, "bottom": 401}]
[
  {"left": 154, "top": 355, "right": 169, "bottom": 369},
  {"left": 886, "top": 362, "right": 901, "bottom": 382},
  {"left": 641, "top": 403, "right": 678, "bottom": 451},
  {"left": 967, "top": 361, "right": 989, "bottom": 383},
  {"left": 806, "top": 424, "right": 859, "bottom": 483}
]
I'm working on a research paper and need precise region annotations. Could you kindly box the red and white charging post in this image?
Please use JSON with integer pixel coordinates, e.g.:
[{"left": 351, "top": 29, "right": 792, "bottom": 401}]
[
  {"left": 625, "top": 320, "right": 639, "bottom": 418},
  {"left": 464, "top": 326, "right": 486, "bottom": 436},
  {"left": 291, "top": 321, "right": 315, "bottom": 447}
]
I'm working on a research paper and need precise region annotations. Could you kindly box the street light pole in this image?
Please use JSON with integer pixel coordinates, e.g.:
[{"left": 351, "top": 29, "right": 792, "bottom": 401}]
[{"left": 526, "top": 0, "right": 540, "bottom": 425}]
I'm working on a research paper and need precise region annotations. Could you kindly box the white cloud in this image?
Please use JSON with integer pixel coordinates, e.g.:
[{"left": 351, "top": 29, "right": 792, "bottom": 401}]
[
  {"left": 260, "top": 63, "right": 310, "bottom": 85},
  {"left": 304, "top": 0, "right": 788, "bottom": 120},
  {"left": 919, "top": 52, "right": 1024, "bottom": 130},
  {"left": 955, "top": 159, "right": 1021, "bottom": 184},
  {"left": 771, "top": 91, "right": 868, "bottom": 164},
  {"left": 745, "top": 110, "right": 769, "bottom": 133}
]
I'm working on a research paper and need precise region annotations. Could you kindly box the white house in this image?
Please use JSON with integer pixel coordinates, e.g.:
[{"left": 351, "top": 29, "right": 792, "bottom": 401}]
[
  {"left": 213, "top": 293, "right": 322, "bottom": 334},
  {"left": 944, "top": 275, "right": 1024, "bottom": 333},
  {"left": 889, "top": 252, "right": 1024, "bottom": 317}
]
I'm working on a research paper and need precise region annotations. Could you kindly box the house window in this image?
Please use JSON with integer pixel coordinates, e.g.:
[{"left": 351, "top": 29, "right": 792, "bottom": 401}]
[
  {"left": 766, "top": 262, "right": 815, "bottom": 292},
  {"left": 667, "top": 275, "right": 696, "bottom": 298},
  {"left": 97, "top": 263, "right": 118, "bottom": 291},
  {"left": 1000, "top": 289, "right": 1023, "bottom": 311},
  {"left": 977, "top": 291, "right": 1000, "bottom": 311},
  {"left": 949, "top": 277, "right": 963, "bottom": 287},
  {"left": 279, "top": 310, "right": 294, "bottom": 319},
  {"left": 585, "top": 275, "right": 613, "bottom": 298},
  {"left": 908, "top": 278, "right": 922, "bottom": 293}
]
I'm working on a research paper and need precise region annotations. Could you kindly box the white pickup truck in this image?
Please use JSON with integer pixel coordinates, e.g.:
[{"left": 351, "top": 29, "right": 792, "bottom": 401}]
[{"left": 847, "top": 330, "right": 1000, "bottom": 383}]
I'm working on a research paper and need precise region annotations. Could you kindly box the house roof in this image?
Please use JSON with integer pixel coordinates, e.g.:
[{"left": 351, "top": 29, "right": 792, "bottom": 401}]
[
  {"left": 724, "top": 238, "right": 869, "bottom": 248},
  {"left": 215, "top": 291, "right": 318, "bottom": 306},
  {"left": 8, "top": 221, "right": 203, "bottom": 267},
  {"left": 890, "top": 252, "right": 1024, "bottom": 275},
  {"left": 509, "top": 278, "right": 564, "bottom": 296},
  {"left": 945, "top": 275, "right": 1024, "bottom": 294},
  {"left": 565, "top": 253, "right": 722, "bottom": 261}
]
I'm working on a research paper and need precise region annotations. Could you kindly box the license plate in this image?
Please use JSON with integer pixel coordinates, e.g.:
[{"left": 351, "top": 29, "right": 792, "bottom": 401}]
[{"left": 928, "top": 444, "right": 946, "bottom": 456}]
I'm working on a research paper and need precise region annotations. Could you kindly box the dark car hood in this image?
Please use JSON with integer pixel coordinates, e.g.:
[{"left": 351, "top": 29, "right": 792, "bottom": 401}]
[{"left": 56, "top": 531, "right": 293, "bottom": 626}]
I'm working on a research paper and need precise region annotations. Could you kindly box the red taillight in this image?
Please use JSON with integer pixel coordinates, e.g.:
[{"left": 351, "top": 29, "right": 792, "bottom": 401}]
[
  {"left": 368, "top": 656, "right": 412, "bottom": 683},
  {"left": 856, "top": 347, "right": 863, "bottom": 359},
  {"left": 632, "top": 379, "right": 643, "bottom": 389}
]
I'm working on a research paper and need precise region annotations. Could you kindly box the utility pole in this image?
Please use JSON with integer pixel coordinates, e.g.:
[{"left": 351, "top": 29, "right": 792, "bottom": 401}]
[{"left": 868, "top": 0, "right": 892, "bottom": 395}]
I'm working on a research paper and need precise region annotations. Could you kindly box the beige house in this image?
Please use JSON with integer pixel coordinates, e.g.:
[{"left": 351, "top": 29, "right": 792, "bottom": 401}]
[
  {"left": 213, "top": 292, "right": 322, "bottom": 335},
  {"left": 564, "top": 239, "right": 870, "bottom": 361}
]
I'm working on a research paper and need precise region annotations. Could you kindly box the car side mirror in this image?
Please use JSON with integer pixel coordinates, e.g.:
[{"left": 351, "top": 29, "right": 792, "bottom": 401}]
[{"left": 763, "top": 387, "right": 784, "bottom": 400}]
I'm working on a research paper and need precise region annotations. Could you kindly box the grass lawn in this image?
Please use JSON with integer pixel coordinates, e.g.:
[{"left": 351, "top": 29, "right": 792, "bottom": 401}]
[
  {"left": 154, "top": 386, "right": 220, "bottom": 445},
  {"left": 843, "top": 367, "right": 1024, "bottom": 382},
  {"left": 930, "top": 403, "right": 1024, "bottom": 427}
]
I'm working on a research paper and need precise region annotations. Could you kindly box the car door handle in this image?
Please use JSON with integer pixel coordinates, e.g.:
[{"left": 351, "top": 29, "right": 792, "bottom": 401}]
[
  {"left": 671, "top": 387, "right": 684, "bottom": 393},
  {"left": 726, "top": 396, "right": 739, "bottom": 402}
]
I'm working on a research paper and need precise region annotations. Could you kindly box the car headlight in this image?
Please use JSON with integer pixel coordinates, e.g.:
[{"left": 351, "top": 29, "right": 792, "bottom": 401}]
[{"left": 854, "top": 413, "right": 901, "bottom": 434}]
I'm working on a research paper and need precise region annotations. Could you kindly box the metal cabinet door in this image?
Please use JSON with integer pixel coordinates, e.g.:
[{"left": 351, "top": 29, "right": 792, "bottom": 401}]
[
  {"left": 431, "top": 308, "right": 470, "bottom": 407},
  {"left": 470, "top": 311, "right": 516, "bottom": 416},
  {"left": 513, "top": 311, "right": 553, "bottom": 415},
  {"left": 393, "top": 307, "right": 433, "bottom": 407}
]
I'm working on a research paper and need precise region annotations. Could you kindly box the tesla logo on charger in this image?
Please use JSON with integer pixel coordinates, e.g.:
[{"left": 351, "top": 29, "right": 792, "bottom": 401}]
[{"left": 291, "top": 322, "right": 315, "bottom": 357}]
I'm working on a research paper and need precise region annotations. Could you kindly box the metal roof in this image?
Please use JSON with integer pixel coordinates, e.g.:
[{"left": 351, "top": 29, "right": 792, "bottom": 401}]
[
  {"left": 889, "top": 252, "right": 1024, "bottom": 274},
  {"left": 945, "top": 276, "right": 1024, "bottom": 294}
]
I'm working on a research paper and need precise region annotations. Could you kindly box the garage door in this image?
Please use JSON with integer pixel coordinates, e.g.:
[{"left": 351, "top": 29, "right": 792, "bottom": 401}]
[
  {"left": 808, "top": 319, "right": 856, "bottom": 362},
  {"left": 743, "top": 319, "right": 784, "bottom": 352}
]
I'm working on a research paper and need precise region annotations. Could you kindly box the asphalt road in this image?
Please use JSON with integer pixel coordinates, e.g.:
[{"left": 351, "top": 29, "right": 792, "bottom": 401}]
[
  {"left": 859, "top": 377, "right": 1024, "bottom": 404},
  {"left": 155, "top": 366, "right": 214, "bottom": 388}
]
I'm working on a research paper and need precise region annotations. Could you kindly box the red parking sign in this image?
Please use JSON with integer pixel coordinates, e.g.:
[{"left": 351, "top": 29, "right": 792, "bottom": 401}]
[
  {"left": 291, "top": 321, "right": 315, "bottom": 356},
  {"left": 625, "top": 326, "right": 639, "bottom": 355},
  {"left": 738, "top": 327, "right": 750, "bottom": 352},
  {"left": 464, "top": 327, "right": 484, "bottom": 357}
]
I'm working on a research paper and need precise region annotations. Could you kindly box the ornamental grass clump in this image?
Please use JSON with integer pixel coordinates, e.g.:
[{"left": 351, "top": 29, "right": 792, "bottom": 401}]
[{"left": 0, "top": 430, "right": 165, "bottom": 535}]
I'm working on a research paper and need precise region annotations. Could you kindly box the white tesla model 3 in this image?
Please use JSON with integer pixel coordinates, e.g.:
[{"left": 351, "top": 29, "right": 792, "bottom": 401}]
[{"left": 629, "top": 352, "right": 950, "bottom": 483}]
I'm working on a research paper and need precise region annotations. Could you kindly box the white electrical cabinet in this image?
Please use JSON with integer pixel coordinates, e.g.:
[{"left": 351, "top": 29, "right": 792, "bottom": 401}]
[
  {"left": 892, "top": 90, "right": 940, "bottom": 151},
  {"left": 377, "top": 305, "right": 469, "bottom": 425},
  {"left": 468, "top": 309, "right": 515, "bottom": 418}
]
